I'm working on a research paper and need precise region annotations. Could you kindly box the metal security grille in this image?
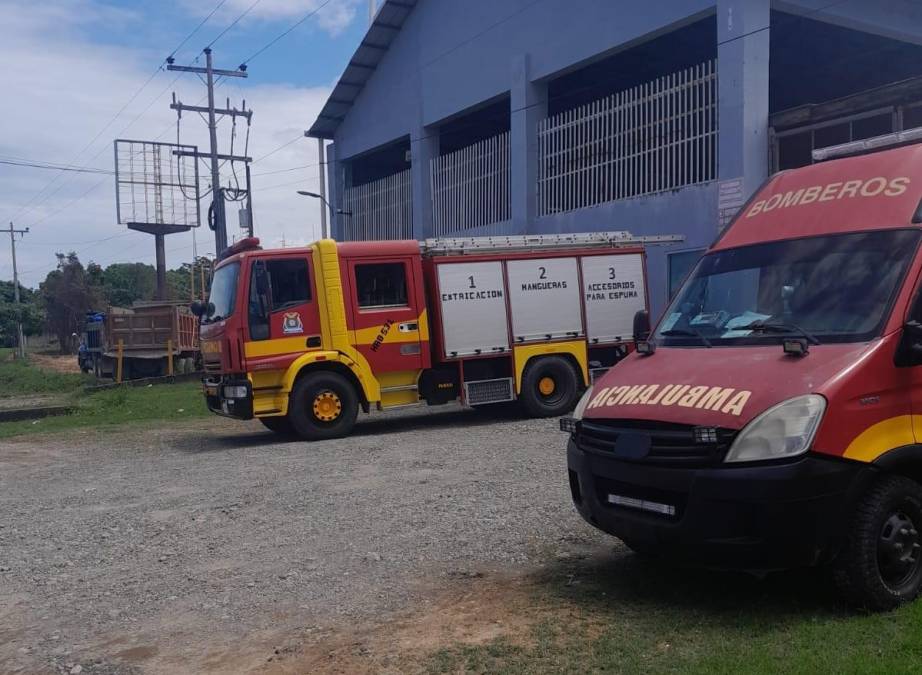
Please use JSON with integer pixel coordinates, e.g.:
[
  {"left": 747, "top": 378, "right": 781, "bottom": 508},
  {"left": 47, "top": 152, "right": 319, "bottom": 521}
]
[
  {"left": 429, "top": 131, "right": 511, "bottom": 236},
  {"left": 341, "top": 168, "right": 413, "bottom": 241},
  {"left": 537, "top": 60, "right": 717, "bottom": 216}
]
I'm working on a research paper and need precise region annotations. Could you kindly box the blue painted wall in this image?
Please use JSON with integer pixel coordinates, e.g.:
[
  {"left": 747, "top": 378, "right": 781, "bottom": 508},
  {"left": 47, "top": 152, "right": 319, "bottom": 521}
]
[{"left": 323, "top": 0, "right": 922, "bottom": 316}]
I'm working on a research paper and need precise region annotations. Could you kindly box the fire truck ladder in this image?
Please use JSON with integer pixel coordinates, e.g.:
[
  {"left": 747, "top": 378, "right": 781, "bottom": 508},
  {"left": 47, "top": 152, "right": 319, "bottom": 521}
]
[{"left": 421, "top": 231, "right": 684, "bottom": 256}]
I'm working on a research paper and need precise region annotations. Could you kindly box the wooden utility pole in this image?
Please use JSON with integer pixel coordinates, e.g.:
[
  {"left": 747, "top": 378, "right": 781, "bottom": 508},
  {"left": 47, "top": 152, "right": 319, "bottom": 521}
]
[
  {"left": 6, "top": 222, "right": 29, "bottom": 358},
  {"left": 167, "top": 49, "right": 250, "bottom": 255}
]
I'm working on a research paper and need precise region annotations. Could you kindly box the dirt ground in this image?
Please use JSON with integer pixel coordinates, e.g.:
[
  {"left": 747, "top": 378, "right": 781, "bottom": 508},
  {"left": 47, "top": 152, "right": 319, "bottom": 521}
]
[
  {"left": 0, "top": 406, "right": 617, "bottom": 674},
  {"left": 24, "top": 352, "right": 82, "bottom": 375}
]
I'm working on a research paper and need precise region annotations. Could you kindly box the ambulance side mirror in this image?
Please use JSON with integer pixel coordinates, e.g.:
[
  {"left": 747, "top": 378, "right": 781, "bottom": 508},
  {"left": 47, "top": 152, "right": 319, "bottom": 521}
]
[
  {"left": 633, "top": 310, "right": 651, "bottom": 342},
  {"left": 896, "top": 320, "right": 922, "bottom": 367}
]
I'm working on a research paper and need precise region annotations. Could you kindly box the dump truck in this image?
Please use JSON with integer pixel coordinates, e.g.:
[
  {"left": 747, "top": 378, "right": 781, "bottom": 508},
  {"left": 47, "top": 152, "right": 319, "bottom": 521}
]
[
  {"left": 196, "top": 231, "right": 679, "bottom": 439},
  {"left": 84, "top": 301, "right": 198, "bottom": 380}
]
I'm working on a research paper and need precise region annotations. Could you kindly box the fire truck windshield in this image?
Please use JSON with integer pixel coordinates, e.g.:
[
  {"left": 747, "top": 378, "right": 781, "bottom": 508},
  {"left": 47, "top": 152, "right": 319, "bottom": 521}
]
[
  {"left": 203, "top": 261, "right": 240, "bottom": 324},
  {"left": 655, "top": 229, "right": 920, "bottom": 347}
]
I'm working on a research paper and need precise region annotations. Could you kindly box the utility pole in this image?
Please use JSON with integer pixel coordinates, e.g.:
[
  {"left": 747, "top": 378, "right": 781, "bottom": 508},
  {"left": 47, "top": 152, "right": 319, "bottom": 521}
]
[
  {"left": 6, "top": 222, "right": 29, "bottom": 359},
  {"left": 317, "top": 139, "right": 328, "bottom": 239},
  {"left": 167, "top": 48, "right": 250, "bottom": 255}
]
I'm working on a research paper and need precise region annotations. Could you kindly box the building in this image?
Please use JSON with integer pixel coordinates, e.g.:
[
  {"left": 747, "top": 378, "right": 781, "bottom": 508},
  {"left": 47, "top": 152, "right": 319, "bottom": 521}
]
[{"left": 307, "top": 0, "right": 922, "bottom": 313}]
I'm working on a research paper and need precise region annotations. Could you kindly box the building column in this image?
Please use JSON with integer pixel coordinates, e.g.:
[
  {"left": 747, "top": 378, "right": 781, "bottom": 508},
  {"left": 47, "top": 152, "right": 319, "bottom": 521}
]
[
  {"left": 326, "top": 141, "right": 340, "bottom": 240},
  {"left": 410, "top": 128, "right": 438, "bottom": 240},
  {"left": 717, "top": 0, "right": 770, "bottom": 229},
  {"left": 510, "top": 54, "right": 547, "bottom": 234}
]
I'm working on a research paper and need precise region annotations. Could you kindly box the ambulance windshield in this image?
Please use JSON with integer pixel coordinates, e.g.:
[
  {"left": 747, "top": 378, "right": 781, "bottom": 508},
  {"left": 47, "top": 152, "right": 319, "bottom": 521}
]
[{"left": 656, "top": 229, "right": 919, "bottom": 346}]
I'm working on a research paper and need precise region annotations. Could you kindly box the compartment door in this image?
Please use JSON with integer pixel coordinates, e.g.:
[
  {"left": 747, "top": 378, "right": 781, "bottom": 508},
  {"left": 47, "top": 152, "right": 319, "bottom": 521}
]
[
  {"left": 580, "top": 253, "right": 646, "bottom": 343},
  {"left": 437, "top": 261, "right": 509, "bottom": 358},
  {"left": 506, "top": 257, "right": 582, "bottom": 342}
]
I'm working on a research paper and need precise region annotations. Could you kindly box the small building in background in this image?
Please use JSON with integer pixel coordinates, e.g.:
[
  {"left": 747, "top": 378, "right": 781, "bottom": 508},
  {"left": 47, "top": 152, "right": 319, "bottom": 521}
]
[{"left": 307, "top": 0, "right": 922, "bottom": 314}]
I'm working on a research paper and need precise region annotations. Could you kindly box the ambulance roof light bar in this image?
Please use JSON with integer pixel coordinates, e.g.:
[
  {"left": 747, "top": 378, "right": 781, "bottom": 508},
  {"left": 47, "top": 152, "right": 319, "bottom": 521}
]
[
  {"left": 812, "top": 126, "right": 922, "bottom": 163},
  {"left": 421, "top": 232, "right": 684, "bottom": 256}
]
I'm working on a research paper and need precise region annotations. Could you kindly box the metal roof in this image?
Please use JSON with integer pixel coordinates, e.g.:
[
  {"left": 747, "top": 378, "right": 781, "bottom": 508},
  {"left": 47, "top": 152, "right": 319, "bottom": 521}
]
[{"left": 306, "top": 0, "right": 418, "bottom": 140}]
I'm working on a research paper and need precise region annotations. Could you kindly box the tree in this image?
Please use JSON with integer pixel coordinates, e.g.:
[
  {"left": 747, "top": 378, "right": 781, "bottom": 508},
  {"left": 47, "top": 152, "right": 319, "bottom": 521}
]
[
  {"left": 39, "top": 253, "right": 102, "bottom": 354},
  {"left": 101, "top": 262, "right": 156, "bottom": 307}
]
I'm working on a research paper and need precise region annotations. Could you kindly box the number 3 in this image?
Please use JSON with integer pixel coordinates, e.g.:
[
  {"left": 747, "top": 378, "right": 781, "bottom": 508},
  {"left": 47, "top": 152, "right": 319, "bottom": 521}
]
[{"left": 608, "top": 267, "right": 616, "bottom": 280}]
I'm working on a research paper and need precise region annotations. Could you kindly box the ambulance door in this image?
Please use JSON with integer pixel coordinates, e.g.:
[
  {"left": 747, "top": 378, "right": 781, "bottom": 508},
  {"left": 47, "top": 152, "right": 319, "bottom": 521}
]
[{"left": 345, "top": 256, "right": 426, "bottom": 375}]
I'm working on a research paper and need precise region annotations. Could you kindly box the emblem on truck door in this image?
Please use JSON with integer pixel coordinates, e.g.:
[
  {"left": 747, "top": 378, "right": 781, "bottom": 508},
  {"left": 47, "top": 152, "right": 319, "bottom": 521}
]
[{"left": 282, "top": 312, "right": 304, "bottom": 334}]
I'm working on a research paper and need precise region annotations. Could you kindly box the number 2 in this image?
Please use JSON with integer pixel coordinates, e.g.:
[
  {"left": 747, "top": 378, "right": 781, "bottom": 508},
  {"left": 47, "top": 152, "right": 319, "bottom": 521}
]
[
  {"left": 468, "top": 275, "right": 476, "bottom": 289},
  {"left": 538, "top": 266, "right": 547, "bottom": 280}
]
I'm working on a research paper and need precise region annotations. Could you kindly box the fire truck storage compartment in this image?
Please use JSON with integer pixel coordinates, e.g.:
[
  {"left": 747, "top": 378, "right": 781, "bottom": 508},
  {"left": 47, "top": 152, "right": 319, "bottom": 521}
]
[
  {"left": 507, "top": 257, "right": 582, "bottom": 342},
  {"left": 580, "top": 253, "right": 646, "bottom": 343},
  {"left": 437, "top": 261, "right": 509, "bottom": 357}
]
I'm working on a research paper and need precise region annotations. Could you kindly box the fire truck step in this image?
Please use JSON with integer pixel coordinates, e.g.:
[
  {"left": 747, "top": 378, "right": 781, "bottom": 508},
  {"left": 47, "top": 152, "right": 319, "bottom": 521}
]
[{"left": 464, "top": 378, "right": 515, "bottom": 406}]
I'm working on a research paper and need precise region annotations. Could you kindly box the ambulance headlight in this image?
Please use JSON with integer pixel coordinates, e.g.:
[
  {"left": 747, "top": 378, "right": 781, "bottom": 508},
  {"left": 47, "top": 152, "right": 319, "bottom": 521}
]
[
  {"left": 724, "top": 395, "right": 825, "bottom": 463},
  {"left": 560, "top": 386, "right": 594, "bottom": 433}
]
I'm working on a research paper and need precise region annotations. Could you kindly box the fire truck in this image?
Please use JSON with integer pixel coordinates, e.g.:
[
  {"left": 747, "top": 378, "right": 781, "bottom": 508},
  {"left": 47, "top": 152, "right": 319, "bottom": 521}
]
[
  {"left": 563, "top": 133, "right": 922, "bottom": 610},
  {"left": 194, "top": 231, "right": 679, "bottom": 440}
]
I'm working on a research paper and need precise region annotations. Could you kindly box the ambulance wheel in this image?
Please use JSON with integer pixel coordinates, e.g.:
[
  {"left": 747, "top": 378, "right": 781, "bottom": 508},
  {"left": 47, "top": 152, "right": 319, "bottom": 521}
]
[
  {"left": 833, "top": 475, "right": 922, "bottom": 611},
  {"left": 519, "top": 356, "right": 581, "bottom": 418},
  {"left": 289, "top": 371, "right": 358, "bottom": 441},
  {"left": 259, "top": 416, "right": 294, "bottom": 436}
]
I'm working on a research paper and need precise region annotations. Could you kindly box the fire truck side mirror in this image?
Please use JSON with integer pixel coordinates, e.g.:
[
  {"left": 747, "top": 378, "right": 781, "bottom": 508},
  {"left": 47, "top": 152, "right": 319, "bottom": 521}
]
[
  {"left": 633, "top": 310, "right": 651, "bottom": 343},
  {"left": 190, "top": 301, "right": 205, "bottom": 318}
]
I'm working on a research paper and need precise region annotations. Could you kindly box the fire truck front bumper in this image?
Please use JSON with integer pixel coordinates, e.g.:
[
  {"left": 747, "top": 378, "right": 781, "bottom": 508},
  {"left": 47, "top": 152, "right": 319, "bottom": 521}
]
[
  {"left": 566, "top": 437, "right": 872, "bottom": 571},
  {"left": 203, "top": 376, "right": 254, "bottom": 420}
]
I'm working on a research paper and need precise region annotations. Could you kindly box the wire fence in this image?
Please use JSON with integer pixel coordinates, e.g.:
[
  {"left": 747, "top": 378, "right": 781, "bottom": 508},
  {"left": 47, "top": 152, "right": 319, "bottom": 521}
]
[{"left": 341, "top": 168, "right": 413, "bottom": 241}]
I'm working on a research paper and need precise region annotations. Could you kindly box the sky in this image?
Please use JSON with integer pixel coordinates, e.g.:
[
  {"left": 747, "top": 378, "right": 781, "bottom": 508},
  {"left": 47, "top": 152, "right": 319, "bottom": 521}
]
[{"left": 0, "top": 0, "right": 374, "bottom": 289}]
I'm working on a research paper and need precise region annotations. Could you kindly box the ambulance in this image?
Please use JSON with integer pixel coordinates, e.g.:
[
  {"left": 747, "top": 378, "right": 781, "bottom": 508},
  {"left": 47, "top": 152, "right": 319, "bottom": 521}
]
[
  {"left": 564, "top": 131, "right": 922, "bottom": 610},
  {"left": 195, "top": 231, "right": 678, "bottom": 441}
]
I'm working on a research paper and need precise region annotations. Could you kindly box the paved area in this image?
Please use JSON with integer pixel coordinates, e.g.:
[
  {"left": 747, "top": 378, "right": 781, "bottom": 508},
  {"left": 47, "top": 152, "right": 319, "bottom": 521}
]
[{"left": 0, "top": 406, "right": 612, "bottom": 674}]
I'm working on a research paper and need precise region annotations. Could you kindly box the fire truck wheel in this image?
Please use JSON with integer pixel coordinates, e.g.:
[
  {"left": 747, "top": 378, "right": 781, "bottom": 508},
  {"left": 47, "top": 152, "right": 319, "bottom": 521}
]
[
  {"left": 289, "top": 371, "right": 358, "bottom": 440},
  {"left": 833, "top": 475, "right": 922, "bottom": 611},
  {"left": 259, "top": 416, "right": 294, "bottom": 436},
  {"left": 519, "top": 356, "right": 581, "bottom": 418}
]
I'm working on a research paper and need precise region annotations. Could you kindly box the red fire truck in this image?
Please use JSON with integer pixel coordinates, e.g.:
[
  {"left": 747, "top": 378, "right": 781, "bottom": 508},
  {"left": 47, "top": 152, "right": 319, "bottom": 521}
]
[
  {"left": 195, "top": 232, "right": 678, "bottom": 441},
  {"left": 564, "top": 133, "right": 922, "bottom": 610}
]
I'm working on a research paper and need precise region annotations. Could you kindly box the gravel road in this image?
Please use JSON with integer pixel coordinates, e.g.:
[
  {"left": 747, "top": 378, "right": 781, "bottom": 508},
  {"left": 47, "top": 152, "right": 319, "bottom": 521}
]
[{"left": 0, "top": 406, "right": 612, "bottom": 674}]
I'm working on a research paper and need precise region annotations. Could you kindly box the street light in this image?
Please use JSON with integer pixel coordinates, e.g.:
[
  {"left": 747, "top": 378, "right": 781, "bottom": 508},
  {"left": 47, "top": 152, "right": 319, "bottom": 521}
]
[{"left": 296, "top": 190, "right": 351, "bottom": 239}]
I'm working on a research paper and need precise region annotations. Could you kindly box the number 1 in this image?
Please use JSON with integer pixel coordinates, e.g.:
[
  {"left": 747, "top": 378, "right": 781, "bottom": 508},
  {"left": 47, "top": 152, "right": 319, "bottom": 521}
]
[{"left": 468, "top": 276, "right": 476, "bottom": 289}]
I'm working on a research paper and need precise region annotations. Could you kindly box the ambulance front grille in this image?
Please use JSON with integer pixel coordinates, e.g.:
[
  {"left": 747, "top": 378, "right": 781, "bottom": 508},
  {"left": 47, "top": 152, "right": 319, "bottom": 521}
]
[
  {"left": 464, "top": 377, "right": 515, "bottom": 406},
  {"left": 577, "top": 419, "right": 737, "bottom": 467}
]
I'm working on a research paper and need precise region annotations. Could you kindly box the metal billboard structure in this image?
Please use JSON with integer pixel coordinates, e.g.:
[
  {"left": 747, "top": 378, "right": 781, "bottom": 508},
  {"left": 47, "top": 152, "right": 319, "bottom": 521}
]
[{"left": 114, "top": 139, "right": 201, "bottom": 298}]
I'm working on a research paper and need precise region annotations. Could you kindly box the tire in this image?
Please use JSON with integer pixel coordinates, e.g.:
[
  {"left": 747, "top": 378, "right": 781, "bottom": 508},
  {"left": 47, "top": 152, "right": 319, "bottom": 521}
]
[
  {"left": 259, "top": 416, "right": 294, "bottom": 436},
  {"left": 519, "top": 355, "right": 581, "bottom": 418},
  {"left": 287, "top": 371, "right": 359, "bottom": 441},
  {"left": 833, "top": 475, "right": 922, "bottom": 611}
]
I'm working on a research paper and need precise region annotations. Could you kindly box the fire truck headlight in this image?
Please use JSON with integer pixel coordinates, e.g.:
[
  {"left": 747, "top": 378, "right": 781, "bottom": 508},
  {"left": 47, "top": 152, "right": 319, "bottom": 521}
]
[
  {"left": 560, "top": 386, "right": 594, "bottom": 434},
  {"left": 724, "top": 395, "right": 826, "bottom": 463},
  {"left": 223, "top": 385, "right": 249, "bottom": 399}
]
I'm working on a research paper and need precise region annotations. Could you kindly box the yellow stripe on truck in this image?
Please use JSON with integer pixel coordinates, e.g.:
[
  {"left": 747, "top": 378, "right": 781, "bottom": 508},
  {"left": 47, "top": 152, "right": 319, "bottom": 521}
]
[{"left": 244, "top": 335, "right": 319, "bottom": 358}]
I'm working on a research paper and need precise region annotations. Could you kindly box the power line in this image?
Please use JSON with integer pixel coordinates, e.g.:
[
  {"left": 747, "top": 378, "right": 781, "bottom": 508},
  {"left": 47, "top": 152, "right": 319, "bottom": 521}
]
[
  {"left": 206, "top": 0, "right": 264, "bottom": 49},
  {"left": 0, "top": 158, "right": 113, "bottom": 175},
  {"left": 253, "top": 135, "right": 304, "bottom": 163},
  {"left": 251, "top": 162, "right": 319, "bottom": 177},
  {"left": 170, "top": 0, "right": 231, "bottom": 59},
  {"left": 240, "top": 0, "right": 337, "bottom": 64}
]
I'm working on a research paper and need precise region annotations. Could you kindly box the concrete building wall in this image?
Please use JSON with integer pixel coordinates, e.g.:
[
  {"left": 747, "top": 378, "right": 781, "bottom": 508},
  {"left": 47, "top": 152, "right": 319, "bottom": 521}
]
[{"left": 323, "top": 0, "right": 922, "bottom": 314}]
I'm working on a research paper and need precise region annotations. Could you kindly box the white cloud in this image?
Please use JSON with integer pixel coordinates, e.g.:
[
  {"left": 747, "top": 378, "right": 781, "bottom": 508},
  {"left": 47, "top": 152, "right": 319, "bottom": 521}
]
[
  {"left": 187, "top": 0, "right": 363, "bottom": 37},
  {"left": 0, "top": 0, "right": 333, "bottom": 289}
]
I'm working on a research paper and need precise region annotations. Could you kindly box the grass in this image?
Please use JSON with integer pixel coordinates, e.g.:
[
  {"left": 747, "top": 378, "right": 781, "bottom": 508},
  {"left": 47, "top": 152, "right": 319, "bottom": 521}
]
[
  {"left": 425, "top": 554, "right": 922, "bottom": 674},
  {"left": 0, "top": 349, "right": 89, "bottom": 396},
  {"left": 0, "top": 351, "right": 209, "bottom": 438}
]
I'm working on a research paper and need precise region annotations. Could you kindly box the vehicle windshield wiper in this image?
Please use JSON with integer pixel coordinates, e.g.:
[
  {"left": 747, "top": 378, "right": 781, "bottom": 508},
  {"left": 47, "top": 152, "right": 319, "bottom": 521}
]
[
  {"left": 741, "top": 320, "right": 820, "bottom": 345},
  {"left": 660, "top": 328, "right": 712, "bottom": 348}
]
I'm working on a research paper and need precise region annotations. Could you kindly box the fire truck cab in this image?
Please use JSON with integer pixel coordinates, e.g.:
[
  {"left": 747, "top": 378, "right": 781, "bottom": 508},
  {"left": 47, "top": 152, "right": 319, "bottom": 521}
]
[
  {"left": 564, "top": 134, "right": 922, "bottom": 610},
  {"left": 196, "top": 231, "right": 676, "bottom": 442}
]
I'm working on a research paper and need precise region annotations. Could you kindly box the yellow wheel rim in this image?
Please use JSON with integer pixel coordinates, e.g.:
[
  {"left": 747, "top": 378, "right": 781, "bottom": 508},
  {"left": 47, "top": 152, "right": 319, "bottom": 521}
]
[
  {"left": 538, "top": 376, "right": 556, "bottom": 396},
  {"left": 312, "top": 391, "right": 342, "bottom": 422}
]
